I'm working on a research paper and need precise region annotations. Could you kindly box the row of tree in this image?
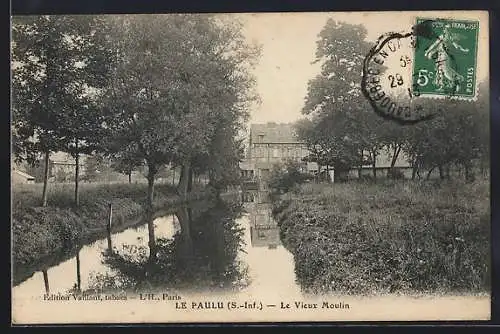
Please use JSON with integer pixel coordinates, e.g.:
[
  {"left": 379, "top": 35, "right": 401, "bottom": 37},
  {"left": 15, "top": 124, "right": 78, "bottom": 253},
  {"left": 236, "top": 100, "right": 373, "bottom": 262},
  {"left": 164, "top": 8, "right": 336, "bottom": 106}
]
[
  {"left": 12, "top": 15, "right": 260, "bottom": 209},
  {"left": 296, "top": 20, "right": 489, "bottom": 182}
]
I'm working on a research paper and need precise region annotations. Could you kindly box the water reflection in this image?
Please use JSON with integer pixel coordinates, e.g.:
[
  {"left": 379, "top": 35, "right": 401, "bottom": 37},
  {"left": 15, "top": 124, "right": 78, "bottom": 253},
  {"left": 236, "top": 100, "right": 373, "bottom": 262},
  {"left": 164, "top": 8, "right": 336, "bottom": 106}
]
[
  {"left": 237, "top": 200, "right": 302, "bottom": 299},
  {"left": 241, "top": 190, "right": 270, "bottom": 204},
  {"left": 42, "top": 269, "right": 49, "bottom": 294},
  {"left": 75, "top": 249, "right": 81, "bottom": 292},
  {"left": 86, "top": 199, "right": 249, "bottom": 294},
  {"left": 249, "top": 204, "right": 280, "bottom": 249},
  {"left": 13, "top": 217, "right": 181, "bottom": 296},
  {"left": 14, "top": 193, "right": 303, "bottom": 300}
]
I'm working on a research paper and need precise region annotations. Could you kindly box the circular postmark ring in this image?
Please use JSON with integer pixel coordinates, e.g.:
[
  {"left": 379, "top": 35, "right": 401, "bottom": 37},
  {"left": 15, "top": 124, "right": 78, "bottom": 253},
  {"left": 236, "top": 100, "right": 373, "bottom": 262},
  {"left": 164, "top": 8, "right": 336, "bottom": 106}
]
[
  {"left": 361, "top": 18, "right": 480, "bottom": 124},
  {"left": 361, "top": 30, "right": 430, "bottom": 125}
]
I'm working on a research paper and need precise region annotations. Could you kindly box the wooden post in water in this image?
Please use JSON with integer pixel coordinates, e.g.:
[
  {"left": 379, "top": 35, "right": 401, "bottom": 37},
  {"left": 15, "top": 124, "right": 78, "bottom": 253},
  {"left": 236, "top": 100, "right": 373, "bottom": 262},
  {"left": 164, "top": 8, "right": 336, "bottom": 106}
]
[
  {"left": 42, "top": 269, "right": 50, "bottom": 294},
  {"left": 76, "top": 250, "right": 81, "bottom": 292},
  {"left": 107, "top": 203, "right": 113, "bottom": 253}
]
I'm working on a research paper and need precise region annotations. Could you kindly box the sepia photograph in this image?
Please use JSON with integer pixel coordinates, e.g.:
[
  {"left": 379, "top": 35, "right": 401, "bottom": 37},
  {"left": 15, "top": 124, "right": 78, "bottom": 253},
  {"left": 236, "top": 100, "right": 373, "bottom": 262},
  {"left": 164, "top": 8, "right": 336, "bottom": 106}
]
[{"left": 10, "top": 10, "right": 490, "bottom": 324}]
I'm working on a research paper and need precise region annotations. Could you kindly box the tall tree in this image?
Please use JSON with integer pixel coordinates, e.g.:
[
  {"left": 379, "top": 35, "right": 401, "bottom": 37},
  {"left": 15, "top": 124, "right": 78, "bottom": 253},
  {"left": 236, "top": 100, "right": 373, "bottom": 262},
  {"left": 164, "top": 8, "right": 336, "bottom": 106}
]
[
  {"left": 12, "top": 16, "right": 69, "bottom": 206},
  {"left": 403, "top": 81, "right": 489, "bottom": 182},
  {"left": 11, "top": 15, "right": 116, "bottom": 207},
  {"left": 103, "top": 14, "right": 259, "bottom": 258},
  {"left": 54, "top": 15, "right": 116, "bottom": 207},
  {"left": 301, "top": 20, "right": 375, "bottom": 180}
]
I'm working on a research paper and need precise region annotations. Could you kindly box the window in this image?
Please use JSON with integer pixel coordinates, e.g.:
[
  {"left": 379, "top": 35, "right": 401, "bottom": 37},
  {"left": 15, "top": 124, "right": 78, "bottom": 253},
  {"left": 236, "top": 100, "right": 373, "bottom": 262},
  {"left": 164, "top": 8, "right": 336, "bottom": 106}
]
[{"left": 254, "top": 146, "right": 261, "bottom": 157}]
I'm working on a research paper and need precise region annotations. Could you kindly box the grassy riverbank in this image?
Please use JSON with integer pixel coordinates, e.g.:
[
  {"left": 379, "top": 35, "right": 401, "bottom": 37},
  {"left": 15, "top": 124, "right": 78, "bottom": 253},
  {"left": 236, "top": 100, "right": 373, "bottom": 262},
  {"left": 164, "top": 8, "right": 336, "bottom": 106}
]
[
  {"left": 271, "top": 179, "right": 490, "bottom": 296},
  {"left": 12, "top": 182, "right": 215, "bottom": 281}
]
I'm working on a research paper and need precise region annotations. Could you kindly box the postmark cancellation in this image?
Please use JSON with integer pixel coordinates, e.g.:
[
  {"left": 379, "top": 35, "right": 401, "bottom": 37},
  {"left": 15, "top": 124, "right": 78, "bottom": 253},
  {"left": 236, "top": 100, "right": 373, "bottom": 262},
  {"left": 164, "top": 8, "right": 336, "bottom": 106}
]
[{"left": 361, "top": 16, "right": 481, "bottom": 124}]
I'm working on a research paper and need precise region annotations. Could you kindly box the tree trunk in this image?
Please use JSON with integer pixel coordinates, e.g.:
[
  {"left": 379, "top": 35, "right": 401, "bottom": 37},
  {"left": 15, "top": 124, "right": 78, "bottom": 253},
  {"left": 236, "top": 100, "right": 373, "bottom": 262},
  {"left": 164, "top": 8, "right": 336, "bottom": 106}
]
[
  {"left": 426, "top": 167, "right": 435, "bottom": 180},
  {"left": 128, "top": 171, "right": 132, "bottom": 184},
  {"left": 176, "top": 207, "right": 194, "bottom": 262},
  {"left": 358, "top": 150, "right": 363, "bottom": 179},
  {"left": 389, "top": 145, "right": 401, "bottom": 175},
  {"left": 187, "top": 165, "right": 193, "bottom": 192},
  {"left": 390, "top": 145, "right": 401, "bottom": 169},
  {"left": 177, "top": 161, "right": 191, "bottom": 197},
  {"left": 74, "top": 152, "right": 80, "bottom": 208},
  {"left": 76, "top": 249, "right": 81, "bottom": 292},
  {"left": 438, "top": 165, "right": 444, "bottom": 180},
  {"left": 41, "top": 151, "right": 50, "bottom": 207},
  {"left": 325, "top": 165, "right": 330, "bottom": 183},
  {"left": 316, "top": 164, "right": 321, "bottom": 183},
  {"left": 107, "top": 203, "right": 113, "bottom": 253},
  {"left": 372, "top": 151, "right": 377, "bottom": 179},
  {"left": 464, "top": 161, "right": 475, "bottom": 182},
  {"left": 480, "top": 158, "right": 485, "bottom": 177},
  {"left": 146, "top": 164, "right": 157, "bottom": 212},
  {"left": 178, "top": 166, "right": 185, "bottom": 187},
  {"left": 146, "top": 167, "right": 157, "bottom": 260},
  {"left": 43, "top": 269, "right": 50, "bottom": 294},
  {"left": 412, "top": 166, "right": 417, "bottom": 180}
]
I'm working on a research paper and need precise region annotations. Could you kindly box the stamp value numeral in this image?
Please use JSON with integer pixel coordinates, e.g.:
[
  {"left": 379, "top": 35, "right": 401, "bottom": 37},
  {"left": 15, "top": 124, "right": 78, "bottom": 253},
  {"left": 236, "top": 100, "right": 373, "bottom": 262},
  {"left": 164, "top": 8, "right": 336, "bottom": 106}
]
[{"left": 415, "top": 69, "right": 433, "bottom": 87}]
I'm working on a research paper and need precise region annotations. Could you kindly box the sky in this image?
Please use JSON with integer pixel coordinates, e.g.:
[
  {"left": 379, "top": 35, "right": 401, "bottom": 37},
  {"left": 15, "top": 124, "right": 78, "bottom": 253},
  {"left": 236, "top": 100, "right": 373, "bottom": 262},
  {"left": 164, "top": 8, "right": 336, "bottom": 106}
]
[{"left": 234, "top": 11, "right": 489, "bottom": 125}]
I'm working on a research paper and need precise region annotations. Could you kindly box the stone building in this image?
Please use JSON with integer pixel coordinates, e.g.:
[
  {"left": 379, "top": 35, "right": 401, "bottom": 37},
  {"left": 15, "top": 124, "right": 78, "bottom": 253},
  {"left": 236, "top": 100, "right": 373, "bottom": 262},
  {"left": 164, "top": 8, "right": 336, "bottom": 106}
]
[
  {"left": 239, "top": 122, "right": 413, "bottom": 183},
  {"left": 240, "top": 122, "right": 317, "bottom": 181}
]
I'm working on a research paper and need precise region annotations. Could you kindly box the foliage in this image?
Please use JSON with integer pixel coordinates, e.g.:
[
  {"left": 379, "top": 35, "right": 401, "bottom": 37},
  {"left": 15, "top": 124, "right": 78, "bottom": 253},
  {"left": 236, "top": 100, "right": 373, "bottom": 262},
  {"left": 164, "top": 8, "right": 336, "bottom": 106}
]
[
  {"left": 12, "top": 15, "right": 116, "bottom": 156},
  {"left": 82, "top": 155, "right": 102, "bottom": 181},
  {"left": 12, "top": 15, "right": 117, "bottom": 205},
  {"left": 268, "top": 160, "right": 312, "bottom": 194},
  {"left": 102, "top": 14, "right": 260, "bottom": 200},
  {"left": 403, "top": 82, "right": 489, "bottom": 181},
  {"left": 272, "top": 180, "right": 490, "bottom": 295},
  {"left": 299, "top": 20, "right": 381, "bottom": 174},
  {"left": 298, "top": 19, "right": 489, "bottom": 182},
  {"left": 12, "top": 182, "right": 216, "bottom": 284},
  {"left": 107, "top": 147, "right": 143, "bottom": 183},
  {"left": 85, "top": 199, "right": 250, "bottom": 293}
]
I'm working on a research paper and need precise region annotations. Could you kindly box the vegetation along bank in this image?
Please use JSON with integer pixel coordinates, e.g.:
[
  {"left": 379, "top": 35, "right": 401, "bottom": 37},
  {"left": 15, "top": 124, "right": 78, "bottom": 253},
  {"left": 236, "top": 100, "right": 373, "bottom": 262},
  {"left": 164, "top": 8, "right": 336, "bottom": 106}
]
[
  {"left": 271, "top": 179, "right": 490, "bottom": 296},
  {"left": 12, "top": 182, "right": 215, "bottom": 284}
]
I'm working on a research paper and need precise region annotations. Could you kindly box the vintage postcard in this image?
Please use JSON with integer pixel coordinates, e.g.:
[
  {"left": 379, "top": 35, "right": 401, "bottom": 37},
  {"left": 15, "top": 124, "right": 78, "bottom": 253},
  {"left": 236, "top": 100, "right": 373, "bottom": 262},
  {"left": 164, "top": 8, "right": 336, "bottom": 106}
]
[{"left": 11, "top": 10, "right": 490, "bottom": 324}]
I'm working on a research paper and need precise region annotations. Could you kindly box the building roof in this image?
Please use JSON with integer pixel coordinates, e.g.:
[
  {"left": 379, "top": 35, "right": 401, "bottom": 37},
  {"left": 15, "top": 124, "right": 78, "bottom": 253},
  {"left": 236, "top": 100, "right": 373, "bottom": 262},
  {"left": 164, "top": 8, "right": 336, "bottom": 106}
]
[
  {"left": 12, "top": 169, "right": 35, "bottom": 180},
  {"left": 250, "top": 123, "right": 302, "bottom": 144}
]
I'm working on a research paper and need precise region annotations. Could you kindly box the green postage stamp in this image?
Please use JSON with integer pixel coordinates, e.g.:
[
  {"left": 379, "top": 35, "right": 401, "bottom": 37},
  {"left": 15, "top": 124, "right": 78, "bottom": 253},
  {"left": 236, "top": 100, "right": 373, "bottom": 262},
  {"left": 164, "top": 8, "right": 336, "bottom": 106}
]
[
  {"left": 412, "top": 18, "right": 479, "bottom": 99},
  {"left": 361, "top": 16, "right": 482, "bottom": 124}
]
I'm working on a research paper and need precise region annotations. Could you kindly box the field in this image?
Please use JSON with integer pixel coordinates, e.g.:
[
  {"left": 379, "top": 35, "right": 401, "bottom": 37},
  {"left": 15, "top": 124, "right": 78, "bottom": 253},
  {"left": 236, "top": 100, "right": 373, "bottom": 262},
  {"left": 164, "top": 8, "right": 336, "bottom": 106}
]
[
  {"left": 12, "top": 181, "right": 178, "bottom": 211},
  {"left": 12, "top": 181, "right": 213, "bottom": 282},
  {"left": 271, "top": 178, "right": 490, "bottom": 296}
]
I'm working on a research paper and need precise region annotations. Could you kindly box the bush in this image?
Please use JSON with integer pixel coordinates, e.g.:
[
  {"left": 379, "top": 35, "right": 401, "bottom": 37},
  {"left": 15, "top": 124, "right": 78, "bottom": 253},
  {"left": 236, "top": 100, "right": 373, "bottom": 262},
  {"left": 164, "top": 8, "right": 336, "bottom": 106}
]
[
  {"left": 271, "top": 179, "right": 490, "bottom": 295},
  {"left": 267, "top": 161, "right": 311, "bottom": 194},
  {"left": 12, "top": 182, "right": 178, "bottom": 274},
  {"left": 387, "top": 168, "right": 405, "bottom": 180}
]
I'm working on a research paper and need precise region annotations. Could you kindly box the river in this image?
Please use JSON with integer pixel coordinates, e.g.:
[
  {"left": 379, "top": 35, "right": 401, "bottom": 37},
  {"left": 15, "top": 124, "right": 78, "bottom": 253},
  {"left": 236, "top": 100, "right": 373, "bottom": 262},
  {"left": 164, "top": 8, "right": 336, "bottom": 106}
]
[
  {"left": 12, "top": 191, "right": 492, "bottom": 323},
  {"left": 12, "top": 191, "right": 303, "bottom": 301}
]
